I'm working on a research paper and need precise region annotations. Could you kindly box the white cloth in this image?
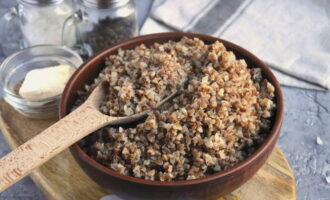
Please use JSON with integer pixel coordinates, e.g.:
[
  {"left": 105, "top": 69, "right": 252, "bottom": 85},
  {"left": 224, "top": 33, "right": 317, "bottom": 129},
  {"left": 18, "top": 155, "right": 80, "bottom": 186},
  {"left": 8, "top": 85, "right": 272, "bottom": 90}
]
[{"left": 141, "top": 0, "right": 330, "bottom": 90}]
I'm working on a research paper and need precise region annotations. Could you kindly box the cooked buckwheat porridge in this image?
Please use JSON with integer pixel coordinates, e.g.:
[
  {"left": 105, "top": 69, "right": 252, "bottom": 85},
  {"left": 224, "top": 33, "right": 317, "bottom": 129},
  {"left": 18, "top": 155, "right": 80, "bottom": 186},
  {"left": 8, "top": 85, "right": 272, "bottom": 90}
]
[{"left": 76, "top": 37, "right": 276, "bottom": 181}]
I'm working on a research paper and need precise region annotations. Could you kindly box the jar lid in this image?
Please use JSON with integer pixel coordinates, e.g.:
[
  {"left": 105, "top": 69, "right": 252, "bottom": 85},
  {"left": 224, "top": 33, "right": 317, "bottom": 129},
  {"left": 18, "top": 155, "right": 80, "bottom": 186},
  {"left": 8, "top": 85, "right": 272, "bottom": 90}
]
[
  {"left": 20, "top": 0, "right": 63, "bottom": 6},
  {"left": 81, "top": 0, "right": 130, "bottom": 9}
]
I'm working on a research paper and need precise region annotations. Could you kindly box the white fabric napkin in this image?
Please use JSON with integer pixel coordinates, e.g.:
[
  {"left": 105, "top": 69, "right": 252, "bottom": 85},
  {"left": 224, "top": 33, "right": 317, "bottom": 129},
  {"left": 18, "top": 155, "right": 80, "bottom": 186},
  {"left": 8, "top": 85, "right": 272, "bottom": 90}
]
[{"left": 141, "top": 0, "right": 330, "bottom": 90}]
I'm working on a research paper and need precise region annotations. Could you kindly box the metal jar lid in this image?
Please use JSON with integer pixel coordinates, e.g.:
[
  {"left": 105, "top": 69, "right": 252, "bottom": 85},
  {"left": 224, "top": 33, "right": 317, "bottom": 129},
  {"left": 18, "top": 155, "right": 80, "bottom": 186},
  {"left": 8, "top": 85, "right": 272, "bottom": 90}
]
[
  {"left": 20, "top": 0, "right": 63, "bottom": 6},
  {"left": 81, "top": 0, "right": 130, "bottom": 9}
]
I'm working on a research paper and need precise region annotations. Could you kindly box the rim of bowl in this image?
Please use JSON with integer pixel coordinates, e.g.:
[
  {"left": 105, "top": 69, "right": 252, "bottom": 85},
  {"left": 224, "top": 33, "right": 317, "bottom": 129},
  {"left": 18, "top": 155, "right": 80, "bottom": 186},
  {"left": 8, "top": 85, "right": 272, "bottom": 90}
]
[
  {"left": 0, "top": 45, "right": 83, "bottom": 103},
  {"left": 60, "top": 32, "right": 284, "bottom": 186}
]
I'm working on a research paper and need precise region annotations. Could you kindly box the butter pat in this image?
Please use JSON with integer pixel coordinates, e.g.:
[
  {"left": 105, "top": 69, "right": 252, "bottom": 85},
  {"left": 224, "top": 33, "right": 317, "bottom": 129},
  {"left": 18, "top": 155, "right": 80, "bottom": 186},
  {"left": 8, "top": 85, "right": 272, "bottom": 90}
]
[{"left": 19, "top": 65, "right": 75, "bottom": 100}]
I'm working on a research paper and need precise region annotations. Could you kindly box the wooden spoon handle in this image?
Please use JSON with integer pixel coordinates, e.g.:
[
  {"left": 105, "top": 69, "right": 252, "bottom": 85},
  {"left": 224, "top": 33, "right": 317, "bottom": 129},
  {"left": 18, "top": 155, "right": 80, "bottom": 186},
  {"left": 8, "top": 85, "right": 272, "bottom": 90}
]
[{"left": 0, "top": 105, "right": 108, "bottom": 192}]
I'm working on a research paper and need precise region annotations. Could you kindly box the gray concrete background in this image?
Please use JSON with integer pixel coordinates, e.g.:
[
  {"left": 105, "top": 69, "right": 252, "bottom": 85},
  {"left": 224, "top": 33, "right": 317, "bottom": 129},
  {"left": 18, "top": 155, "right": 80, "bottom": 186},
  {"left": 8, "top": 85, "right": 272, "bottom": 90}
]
[{"left": 0, "top": 0, "right": 330, "bottom": 199}]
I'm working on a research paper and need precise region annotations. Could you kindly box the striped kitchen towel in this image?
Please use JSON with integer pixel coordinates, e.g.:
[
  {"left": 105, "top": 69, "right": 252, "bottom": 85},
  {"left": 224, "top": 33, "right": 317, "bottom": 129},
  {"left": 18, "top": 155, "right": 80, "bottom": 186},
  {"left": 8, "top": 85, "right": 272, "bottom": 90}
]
[{"left": 141, "top": 0, "right": 330, "bottom": 90}]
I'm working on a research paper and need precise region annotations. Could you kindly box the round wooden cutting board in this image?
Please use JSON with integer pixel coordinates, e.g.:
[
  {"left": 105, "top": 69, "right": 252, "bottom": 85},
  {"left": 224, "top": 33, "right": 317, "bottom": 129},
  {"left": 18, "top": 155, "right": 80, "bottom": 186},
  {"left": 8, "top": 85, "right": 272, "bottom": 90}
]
[{"left": 0, "top": 100, "right": 296, "bottom": 200}]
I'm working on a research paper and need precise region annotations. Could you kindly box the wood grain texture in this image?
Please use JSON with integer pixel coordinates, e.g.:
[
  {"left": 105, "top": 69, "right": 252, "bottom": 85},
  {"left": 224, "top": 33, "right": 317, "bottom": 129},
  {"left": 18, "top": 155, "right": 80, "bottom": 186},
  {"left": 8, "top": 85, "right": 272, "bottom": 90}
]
[
  {"left": 0, "top": 100, "right": 296, "bottom": 200},
  {"left": 0, "top": 83, "right": 116, "bottom": 192}
]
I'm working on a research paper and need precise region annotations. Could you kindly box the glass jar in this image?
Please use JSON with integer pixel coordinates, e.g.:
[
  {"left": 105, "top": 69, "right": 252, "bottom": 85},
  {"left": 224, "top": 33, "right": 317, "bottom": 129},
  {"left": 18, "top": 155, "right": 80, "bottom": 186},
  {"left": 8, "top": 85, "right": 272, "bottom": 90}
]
[
  {"left": 0, "top": 0, "right": 75, "bottom": 56},
  {"left": 62, "top": 0, "right": 138, "bottom": 58}
]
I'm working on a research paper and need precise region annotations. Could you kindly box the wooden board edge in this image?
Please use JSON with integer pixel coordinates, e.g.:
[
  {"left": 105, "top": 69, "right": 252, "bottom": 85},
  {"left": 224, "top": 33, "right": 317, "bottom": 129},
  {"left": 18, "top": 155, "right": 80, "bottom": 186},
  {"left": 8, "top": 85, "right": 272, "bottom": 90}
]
[{"left": 276, "top": 148, "right": 297, "bottom": 200}]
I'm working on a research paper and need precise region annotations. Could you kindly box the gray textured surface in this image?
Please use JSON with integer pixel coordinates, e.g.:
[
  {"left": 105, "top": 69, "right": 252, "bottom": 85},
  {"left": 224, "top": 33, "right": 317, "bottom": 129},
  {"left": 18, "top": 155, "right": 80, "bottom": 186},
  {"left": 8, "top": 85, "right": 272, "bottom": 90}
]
[
  {"left": 0, "top": 1, "right": 330, "bottom": 200},
  {"left": 279, "top": 88, "right": 330, "bottom": 200}
]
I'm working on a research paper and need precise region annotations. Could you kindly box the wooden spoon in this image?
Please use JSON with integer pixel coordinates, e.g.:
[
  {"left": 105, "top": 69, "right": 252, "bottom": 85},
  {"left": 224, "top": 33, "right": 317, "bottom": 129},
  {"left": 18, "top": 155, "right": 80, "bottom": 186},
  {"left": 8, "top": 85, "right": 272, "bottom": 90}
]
[{"left": 0, "top": 82, "right": 177, "bottom": 192}]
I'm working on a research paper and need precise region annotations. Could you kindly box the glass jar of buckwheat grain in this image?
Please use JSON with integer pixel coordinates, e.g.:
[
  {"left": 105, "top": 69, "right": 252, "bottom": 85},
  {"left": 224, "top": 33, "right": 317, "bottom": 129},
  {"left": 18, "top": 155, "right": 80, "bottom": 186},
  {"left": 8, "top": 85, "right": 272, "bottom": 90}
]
[{"left": 62, "top": 0, "right": 138, "bottom": 59}]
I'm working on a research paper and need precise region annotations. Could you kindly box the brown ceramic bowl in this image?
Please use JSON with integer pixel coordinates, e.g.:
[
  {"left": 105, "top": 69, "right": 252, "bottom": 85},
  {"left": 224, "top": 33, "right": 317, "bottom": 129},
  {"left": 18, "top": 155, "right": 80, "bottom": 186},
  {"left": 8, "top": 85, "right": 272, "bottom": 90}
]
[{"left": 60, "top": 32, "right": 284, "bottom": 200}]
